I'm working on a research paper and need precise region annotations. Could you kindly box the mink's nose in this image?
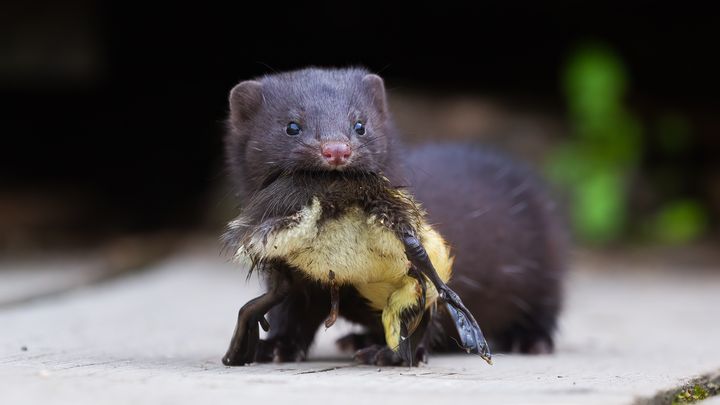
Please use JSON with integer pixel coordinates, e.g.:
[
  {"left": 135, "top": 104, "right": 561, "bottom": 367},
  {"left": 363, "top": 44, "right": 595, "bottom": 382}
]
[{"left": 321, "top": 142, "right": 352, "bottom": 166}]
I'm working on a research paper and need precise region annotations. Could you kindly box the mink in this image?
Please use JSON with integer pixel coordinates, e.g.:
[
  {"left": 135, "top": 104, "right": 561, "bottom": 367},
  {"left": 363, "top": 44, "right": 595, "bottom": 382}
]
[{"left": 222, "top": 67, "right": 566, "bottom": 365}]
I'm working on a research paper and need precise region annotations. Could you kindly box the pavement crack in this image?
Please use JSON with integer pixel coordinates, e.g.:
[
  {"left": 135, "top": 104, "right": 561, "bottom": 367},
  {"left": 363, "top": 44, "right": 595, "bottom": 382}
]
[
  {"left": 57, "top": 360, "right": 120, "bottom": 370},
  {"left": 295, "top": 365, "right": 352, "bottom": 375}
]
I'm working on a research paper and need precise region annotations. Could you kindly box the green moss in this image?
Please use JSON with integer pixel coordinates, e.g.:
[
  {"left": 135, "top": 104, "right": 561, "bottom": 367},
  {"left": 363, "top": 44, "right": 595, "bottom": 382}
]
[
  {"left": 636, "top": 368, "right": 719, "bottom": 404},
  {"left": 672, "top": 385, "right": 709, "bottom": 404}
]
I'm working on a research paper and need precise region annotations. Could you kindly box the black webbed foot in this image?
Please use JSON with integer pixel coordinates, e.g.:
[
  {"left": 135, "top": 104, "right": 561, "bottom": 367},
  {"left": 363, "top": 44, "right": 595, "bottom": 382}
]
[
  {"left": 402, "top": 233, "right": 492, "bottom": 365},
  {"left": 444, "top": 299, "right": 492, "bottom": 363}
]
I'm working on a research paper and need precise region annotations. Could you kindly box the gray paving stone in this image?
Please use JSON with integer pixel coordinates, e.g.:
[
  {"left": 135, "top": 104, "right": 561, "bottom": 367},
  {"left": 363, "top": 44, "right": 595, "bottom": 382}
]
[{"left": 1, "top": 250, "right": 718, "bottom": 405}]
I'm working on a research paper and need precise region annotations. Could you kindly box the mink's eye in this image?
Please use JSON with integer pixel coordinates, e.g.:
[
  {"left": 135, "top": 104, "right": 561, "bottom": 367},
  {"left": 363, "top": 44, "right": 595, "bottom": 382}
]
[
  {"left": 286, "top": 122, "right": 301, "bottom": 136},
  {"left": 353, "top": 121, "right": 366, "bottom": 136}
]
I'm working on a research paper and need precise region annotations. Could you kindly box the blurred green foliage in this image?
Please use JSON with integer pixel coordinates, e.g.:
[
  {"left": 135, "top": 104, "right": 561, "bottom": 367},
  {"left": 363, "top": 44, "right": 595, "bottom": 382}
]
[
  {"left": 547, "top": 44, "right": 707, "bottom": 245},
  {"left": 648, "top": 200, "right": 706, "bottom": 244}
]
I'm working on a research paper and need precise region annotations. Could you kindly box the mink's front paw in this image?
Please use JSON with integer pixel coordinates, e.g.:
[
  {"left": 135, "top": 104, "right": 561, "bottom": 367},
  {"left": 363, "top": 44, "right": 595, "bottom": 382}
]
[
  {"left": 353, "top": 345, "right": 404, "bottom": 366},
  {"left": 335, "top": 332, "right": 385, "bottom": 353},
  {"left": 255, "top": 338, "right": 307, "bottom": 363}
]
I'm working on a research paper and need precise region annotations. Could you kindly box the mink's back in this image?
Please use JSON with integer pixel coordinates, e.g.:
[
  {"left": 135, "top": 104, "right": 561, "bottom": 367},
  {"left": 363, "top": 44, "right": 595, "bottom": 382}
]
[{"left": 404, "top": 143, "right": 567, "bottom": 350}]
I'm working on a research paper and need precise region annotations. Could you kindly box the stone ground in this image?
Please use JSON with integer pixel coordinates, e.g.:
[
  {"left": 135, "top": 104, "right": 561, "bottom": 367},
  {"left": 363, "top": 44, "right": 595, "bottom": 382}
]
[{"left": 1, "top": 242, "right": 719, "bottom": 405}]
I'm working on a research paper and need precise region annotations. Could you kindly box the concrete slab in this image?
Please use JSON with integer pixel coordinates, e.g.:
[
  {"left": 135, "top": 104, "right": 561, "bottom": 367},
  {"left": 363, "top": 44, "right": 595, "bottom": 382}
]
[
  {"left": 1, "top": 249, "right": 719, "bottom": 405},
  {"left": 0, "top": 255, "right": 112, "bottom": 306},
  {"left": 0, "top": 236, "right": 177, "bottom": 307}
]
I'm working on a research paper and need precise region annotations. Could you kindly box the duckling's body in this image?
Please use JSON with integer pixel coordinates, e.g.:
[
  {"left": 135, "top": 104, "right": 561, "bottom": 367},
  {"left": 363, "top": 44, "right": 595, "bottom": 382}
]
[{"left": 229, "top": 172, "right": 454, "bottom": 352}]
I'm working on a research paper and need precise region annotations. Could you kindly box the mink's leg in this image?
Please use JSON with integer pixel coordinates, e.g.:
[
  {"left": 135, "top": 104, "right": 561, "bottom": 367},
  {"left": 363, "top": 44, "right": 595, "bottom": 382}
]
[
  {"left": 335, "top": 332, "right": 385, "bottom": 353},
  {"left": 335, "top": 286, "right": 386, "bottom": 352},
  {"left": 255, "top": 277, "right": 330, "bottom": 363},
  {"left": 495, "top": 301, "right": 558, "bottom": 354},
  {"left": 222, "top": 267, "right": 292, "bottom": 366}
]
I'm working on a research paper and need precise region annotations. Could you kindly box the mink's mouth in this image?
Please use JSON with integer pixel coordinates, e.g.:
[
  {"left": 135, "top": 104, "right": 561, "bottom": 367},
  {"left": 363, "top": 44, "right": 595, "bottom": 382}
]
[
  {"left": 260, "top": 168, "right": 379, "bottom": 190},
  {"left": 309, "top": 154, "right": 370, "bottom": 174},
  {"left": 257, "top": 164, "right": 349, "bottom": 191},
  {"left": 298, "top": 167, "right": 376, "bottom": 178},
  {"left": 320, "top": 161, "right": 352, "bottom": 171}
]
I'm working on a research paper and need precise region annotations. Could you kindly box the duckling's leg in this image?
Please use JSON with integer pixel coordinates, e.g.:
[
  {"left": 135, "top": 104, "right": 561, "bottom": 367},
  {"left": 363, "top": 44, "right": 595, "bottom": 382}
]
[
  {"left": 222, "top": 265, "right": 292, "bottom": 366},
  {"left": 403, "top": 234, "right": 493, "bottom": 365},
  {"left": 399, "top": 267, "right": 432, "bottom": 365},
  {"left": 354, "top": 306, "right": 431, "bottom": 366},
  {"left": 381, "top": 275, "right": 429, "bottom": 366}
]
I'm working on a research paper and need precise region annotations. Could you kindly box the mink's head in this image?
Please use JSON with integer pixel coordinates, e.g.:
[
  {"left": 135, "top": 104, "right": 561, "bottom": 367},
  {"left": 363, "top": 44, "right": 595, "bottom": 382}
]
[{"left": 225, "top": 67, "right": 397, "bottom": 200}]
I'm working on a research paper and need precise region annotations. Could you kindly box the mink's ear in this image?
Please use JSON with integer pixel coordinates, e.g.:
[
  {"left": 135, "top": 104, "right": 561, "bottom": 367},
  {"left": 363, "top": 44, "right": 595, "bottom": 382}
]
[
  {"left": 362, "top": 74, "right": 388, "bottom": 119},
  {"left": 229, "top": 80, "right": 263, "bottom": 126}
]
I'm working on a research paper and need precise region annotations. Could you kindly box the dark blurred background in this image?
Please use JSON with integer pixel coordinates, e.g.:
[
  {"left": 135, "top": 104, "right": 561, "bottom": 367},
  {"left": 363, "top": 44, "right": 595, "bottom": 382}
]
[{"left": 2, "top": 1, "right": 719, "bottom": 253}]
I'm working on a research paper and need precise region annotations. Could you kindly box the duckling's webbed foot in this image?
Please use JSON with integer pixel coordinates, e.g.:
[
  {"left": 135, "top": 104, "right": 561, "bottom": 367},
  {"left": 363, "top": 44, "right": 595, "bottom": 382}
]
[
  {"left": 444, "top": 299, "right": 492, "bottom": 363},
  {"left": 402, "top": 233, "right": 492, "bottom": 365}
]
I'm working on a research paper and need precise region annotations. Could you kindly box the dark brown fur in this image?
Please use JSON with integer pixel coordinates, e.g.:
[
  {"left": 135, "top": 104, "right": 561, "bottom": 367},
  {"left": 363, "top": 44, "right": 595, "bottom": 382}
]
[{"left": 404, "top": 144, "right": 567, "bottom": 353}]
